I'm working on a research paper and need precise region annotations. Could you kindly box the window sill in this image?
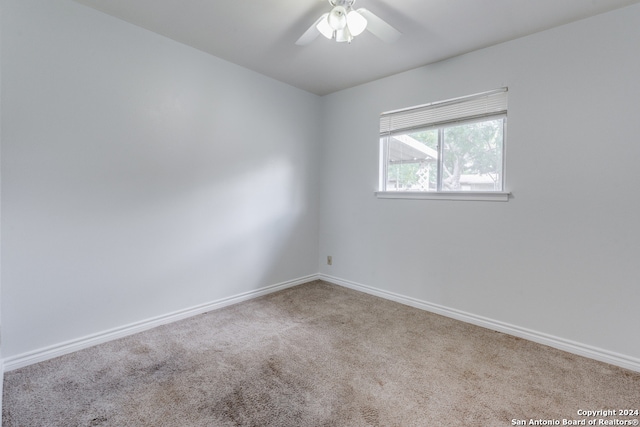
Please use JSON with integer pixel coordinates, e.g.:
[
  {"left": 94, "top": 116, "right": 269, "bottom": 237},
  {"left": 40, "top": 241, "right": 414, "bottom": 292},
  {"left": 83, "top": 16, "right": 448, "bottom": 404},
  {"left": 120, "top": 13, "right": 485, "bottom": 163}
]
[{"left": 375, "top": 191, "right": 510, "bottom": 201}]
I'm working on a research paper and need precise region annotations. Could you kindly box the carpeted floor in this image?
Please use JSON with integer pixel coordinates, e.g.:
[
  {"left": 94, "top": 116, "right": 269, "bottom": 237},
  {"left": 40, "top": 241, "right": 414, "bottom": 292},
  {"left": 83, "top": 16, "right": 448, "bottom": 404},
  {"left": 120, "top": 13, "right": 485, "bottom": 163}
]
[{"left": 3, "top": 281, "right": 640, "bottom": 426}]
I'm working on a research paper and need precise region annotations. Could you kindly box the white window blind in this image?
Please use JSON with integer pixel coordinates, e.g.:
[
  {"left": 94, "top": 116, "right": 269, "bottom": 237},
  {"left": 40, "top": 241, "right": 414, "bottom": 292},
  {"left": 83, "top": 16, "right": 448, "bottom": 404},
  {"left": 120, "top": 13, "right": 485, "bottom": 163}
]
[{"left": 380, "top": 88, "right": 508, "bottom": 135}]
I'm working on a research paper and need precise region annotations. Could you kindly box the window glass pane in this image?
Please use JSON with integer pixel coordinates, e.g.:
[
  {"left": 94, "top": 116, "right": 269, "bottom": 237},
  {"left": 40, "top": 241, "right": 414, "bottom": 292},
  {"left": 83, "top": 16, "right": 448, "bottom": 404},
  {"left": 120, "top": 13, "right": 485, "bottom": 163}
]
[
  {"left": 441, "top": 118, "right": 504, "bottom": 191},
  {"left": 386, "top": 129, "right": 438, "bottom": 191}
]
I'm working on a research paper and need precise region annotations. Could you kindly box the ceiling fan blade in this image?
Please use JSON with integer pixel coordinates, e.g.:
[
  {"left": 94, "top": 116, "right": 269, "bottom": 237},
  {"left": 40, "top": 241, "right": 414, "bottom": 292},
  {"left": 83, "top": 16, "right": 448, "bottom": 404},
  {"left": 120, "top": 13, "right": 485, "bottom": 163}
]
[
  {"left": 357, "top": 8, "right": 401, "bottom": 43},
  {"left": 296, "top": 13, "right": 329, "bottom": 46}
]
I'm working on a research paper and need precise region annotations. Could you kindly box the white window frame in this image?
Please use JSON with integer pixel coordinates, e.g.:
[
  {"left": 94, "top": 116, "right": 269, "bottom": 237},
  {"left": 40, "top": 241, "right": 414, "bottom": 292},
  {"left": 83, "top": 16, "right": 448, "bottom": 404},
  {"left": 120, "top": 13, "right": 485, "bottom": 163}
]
[{"left": 376, "top": 88, "right": 510, "bottom": 201}]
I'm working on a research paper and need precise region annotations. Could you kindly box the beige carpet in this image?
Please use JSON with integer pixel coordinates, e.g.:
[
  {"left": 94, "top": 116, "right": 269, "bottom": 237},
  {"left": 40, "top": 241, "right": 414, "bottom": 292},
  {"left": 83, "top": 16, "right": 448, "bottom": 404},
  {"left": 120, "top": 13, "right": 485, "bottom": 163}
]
[{"left": 3, "top": 281, "right": 639, "bottom": 426}]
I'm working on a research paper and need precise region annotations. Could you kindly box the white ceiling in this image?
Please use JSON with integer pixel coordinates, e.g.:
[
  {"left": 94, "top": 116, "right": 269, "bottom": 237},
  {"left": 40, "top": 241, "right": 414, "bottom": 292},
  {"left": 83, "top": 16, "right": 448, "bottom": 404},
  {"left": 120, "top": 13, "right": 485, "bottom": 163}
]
[{"left": 72, "top": 0, "right": 640, "bottom": 95}]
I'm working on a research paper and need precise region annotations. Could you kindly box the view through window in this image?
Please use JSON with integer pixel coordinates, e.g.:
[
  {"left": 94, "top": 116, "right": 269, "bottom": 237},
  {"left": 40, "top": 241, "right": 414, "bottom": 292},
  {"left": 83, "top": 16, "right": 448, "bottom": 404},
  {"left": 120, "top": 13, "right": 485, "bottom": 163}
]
[{"left": 380, "top": 89, "right": 507, "bottom": 193}]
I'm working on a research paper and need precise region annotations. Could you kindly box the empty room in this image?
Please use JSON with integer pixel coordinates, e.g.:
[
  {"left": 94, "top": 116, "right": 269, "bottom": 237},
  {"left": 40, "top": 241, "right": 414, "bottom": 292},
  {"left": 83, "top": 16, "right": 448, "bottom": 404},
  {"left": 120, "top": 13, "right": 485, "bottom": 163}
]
[{"left": 1, "top": 0, "right": 639, "bottom": 425}]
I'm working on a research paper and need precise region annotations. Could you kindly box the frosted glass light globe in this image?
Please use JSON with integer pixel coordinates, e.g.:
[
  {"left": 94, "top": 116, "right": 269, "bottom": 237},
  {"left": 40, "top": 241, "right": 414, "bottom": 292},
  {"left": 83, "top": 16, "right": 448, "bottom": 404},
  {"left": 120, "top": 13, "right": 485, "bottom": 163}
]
[{"left": 328, "top": 6, "right": 348, "bottom": 30}]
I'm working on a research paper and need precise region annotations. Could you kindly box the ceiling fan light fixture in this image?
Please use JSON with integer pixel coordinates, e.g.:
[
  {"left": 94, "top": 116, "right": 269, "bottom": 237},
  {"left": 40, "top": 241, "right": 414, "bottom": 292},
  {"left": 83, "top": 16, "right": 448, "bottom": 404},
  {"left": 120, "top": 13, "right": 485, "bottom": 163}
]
[
  {"left": 335, "top": 26, "right": 353, "bottom": 43},
  {"left": 297, "top": 0, "right": 401, "bottom": 46},
  {"left": 327, "top": 6, "right": 348, "bottom": 30},
  {"left": 316, "top": 14, "right": 334, "bottom": 39},
  {"left": 347, "top": 10, "right": 367, "bottom": 36}
]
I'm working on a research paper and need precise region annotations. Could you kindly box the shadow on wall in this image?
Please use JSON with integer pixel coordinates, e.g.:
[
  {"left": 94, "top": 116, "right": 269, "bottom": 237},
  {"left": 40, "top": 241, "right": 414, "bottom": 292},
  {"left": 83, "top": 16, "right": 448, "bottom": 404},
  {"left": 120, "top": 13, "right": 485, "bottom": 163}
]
[
  {"left": 2, "top": 155, "right": 308, "bottom": 357},
  {"left": 138, "top": 157, "right": 304, "bottom": 296}
]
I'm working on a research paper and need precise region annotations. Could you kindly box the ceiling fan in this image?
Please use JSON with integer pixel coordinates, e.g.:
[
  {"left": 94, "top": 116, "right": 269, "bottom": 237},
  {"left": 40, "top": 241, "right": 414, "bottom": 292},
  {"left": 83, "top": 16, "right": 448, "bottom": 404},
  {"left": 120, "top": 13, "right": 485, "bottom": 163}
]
[{"left": 296, "top": 0, "right": 401, "bottom": 45}]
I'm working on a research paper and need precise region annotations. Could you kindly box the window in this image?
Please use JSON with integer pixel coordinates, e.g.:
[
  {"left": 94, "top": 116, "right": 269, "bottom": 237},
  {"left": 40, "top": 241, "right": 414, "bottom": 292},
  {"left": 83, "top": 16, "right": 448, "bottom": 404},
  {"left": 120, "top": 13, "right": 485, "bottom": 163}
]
[{"left": 378, "top": 89, "right": 508, "bottom": 201}]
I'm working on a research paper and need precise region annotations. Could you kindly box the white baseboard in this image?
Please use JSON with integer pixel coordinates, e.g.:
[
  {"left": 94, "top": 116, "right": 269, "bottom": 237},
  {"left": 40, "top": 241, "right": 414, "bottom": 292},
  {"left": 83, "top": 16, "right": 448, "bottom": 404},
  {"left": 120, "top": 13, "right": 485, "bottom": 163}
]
[
  {"left": 3, "top": 274, "right": 320, "bottom": 372},
  {"left": 5, "top": 273, "right": 639, "bottom": 374},
  {"left": 319, "top": 274, "right": 640, "bottom": 373}
]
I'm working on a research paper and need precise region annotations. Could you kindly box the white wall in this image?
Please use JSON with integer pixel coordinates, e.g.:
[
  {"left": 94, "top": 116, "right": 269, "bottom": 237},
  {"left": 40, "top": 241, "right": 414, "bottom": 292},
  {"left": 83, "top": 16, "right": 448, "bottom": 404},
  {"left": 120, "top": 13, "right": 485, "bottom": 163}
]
[
  {"left": 3, "top": 0, "right": 639, "bottom": 371},
  {"left": 1, "top": 0, "right": 321, "bottom": 358},
  {"left": 319, "top": 4, "right": 640, "bottom": 362}
]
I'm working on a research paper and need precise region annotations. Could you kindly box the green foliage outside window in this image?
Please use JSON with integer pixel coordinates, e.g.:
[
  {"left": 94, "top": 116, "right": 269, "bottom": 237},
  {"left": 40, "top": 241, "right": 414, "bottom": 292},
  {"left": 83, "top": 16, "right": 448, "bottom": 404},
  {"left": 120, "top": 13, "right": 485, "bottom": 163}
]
[{"left": 387, "top": 118, "right": 504, "bottom": 191}]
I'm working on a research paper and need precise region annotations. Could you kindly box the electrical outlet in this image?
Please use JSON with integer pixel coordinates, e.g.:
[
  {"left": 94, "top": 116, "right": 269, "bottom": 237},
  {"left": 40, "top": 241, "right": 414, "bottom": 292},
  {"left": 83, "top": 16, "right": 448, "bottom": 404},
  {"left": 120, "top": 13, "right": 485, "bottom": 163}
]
[{"left": 327, "top": 256, "right": 332, "bottom": 265}]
